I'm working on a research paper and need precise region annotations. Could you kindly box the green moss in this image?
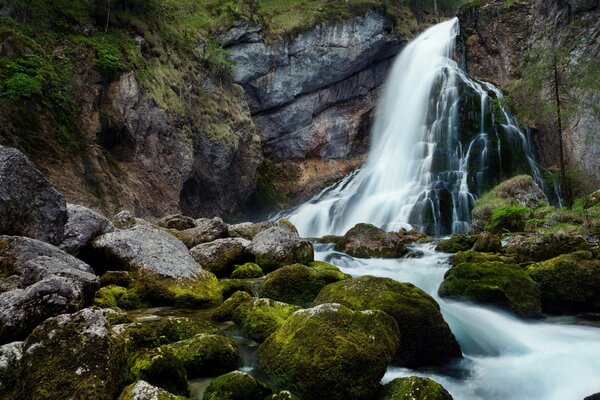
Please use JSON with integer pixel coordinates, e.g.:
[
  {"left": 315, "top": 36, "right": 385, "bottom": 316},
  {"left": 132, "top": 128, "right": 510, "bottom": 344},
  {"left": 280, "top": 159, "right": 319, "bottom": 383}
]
[
  {"left": 231, "top": 263, "right": 263, "bottom": 279},
  {"left": 527, "top": 251, "right": 600, "bottom": 314},
  {"left": 203, "top": 371, "right": 271, "bottom": 400},
  {"left": 450, "top": 251, "right": 515, "bottom": 266},
  {"left": 94, "top": 285, "right": 143, "bottom": 310},
  {"left": 315, "top": 276, "right": 461, "bottom": 367},
  {"left": 316, "top": 235, "right": 344, "bottom": 245},
  {"left": 439, "top": 261, "right": 542, "bottom": 318},
  {"left": 487, "top": 205, "right": 532, "bottom": 232},
  {"left": 155, "top": 316, "right": 222, "bottom": 345},
  {"left": 379, "top": 376, "right": 453, "bottom": 400},
  {"left": 3, "top": 72, "right": 42, "bottom": 100},
  {"left": 99, "top": 271, "right": 132, "bottom": 287},
  {"left": 435, "top": 235, "right": 478, "bottom": 253},
  {"left": 259, "top": 263, "right": 350, "bottom": 307},
  {"left": 164, "top": 334, "right": 240, "bottom": 378},
  {"left": 220, "top": 279, "right": 254, "bottom": 299},
  {"left": 129, "top": 347, "right": 189, "bottom": 397}
]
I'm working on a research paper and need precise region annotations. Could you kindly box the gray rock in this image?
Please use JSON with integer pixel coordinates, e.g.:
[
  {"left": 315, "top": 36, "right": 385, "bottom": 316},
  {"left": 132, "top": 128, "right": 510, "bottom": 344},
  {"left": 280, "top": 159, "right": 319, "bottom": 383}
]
[
  {"left": 158, "top": 214, "right": 196, "bottom": 231},
  {"left": 218, "top": 20, "right": 263, "bottom": 47},
  {"left": 59, "top": 204, "right": 114, "bottom": 255},
  {"left": 91, "top": 224, "right": 204, "bottom": 279},
  {"left": 335, "top": 223, "right": 408, "bottom": 258},
  {"left": 0, "top": 341, "right": 23, "bottom": 396},
  {"left": 228, "top": 221, "right": 276, "bottom": 240},
  {"left": 190, "top": 238, "right": 251, "bottom": 278},
  {"left": 173, "top": 217, "right": 229, "bottom": 248},
  {"left": 0, "top": 145, "right": 67, "bottom": 245},
  {"left": 113, "top": 210, "right": 137, "bottom": 229},
  {"left": 249, "top": 226, "right": 314, "bottom": 272},
  {"left": 118, "top": 380, "right": 183, "bottom": 400},
  {"left": 20, "top": 307, "right": 130, "bottom": 400},
  {"left": 0, "top": 236, "right": 98, "bottom": 343}
]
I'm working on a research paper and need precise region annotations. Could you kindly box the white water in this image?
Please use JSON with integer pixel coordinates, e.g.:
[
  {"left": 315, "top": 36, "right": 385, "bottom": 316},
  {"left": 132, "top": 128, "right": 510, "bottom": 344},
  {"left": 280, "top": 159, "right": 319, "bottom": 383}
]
[
  {"left": 316, "top": 243, "right": 600, "bottom": 400},
  {"left": 288, "top": 18, "right": 548, "bottom": 237}
]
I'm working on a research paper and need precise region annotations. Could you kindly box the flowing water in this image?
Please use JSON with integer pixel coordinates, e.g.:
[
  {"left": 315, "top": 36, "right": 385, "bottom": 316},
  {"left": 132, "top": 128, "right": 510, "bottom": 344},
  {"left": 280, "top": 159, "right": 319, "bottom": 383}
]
[{"left": 285, "top": 17, "right": 600, "bottom": 400}]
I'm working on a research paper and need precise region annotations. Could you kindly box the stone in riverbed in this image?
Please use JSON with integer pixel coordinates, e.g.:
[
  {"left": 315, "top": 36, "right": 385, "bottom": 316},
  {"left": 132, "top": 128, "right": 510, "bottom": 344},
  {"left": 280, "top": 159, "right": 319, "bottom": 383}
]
[
  {"left": 130, "top": 347, "right": 189, "bottom": 397},
  {"left": 118, "top": 380, "right": 187, "bottom": 400},
  {"left": 190, "top": 238, "right": 252, "bottom": 278},
  {"left": 154, "top": 316, "right": 222, "bottom": 344},
  {"left": 257, "top": 303, "right": 400, "bottom": 400},
  {"left": 170, "top": 217, "right": 229, "bottom": 248},
  {"left": 0, "top": 145, "right": 67, "bottom": 245},
  {"left": 472, "top": 231, "right": 502, "bottom": 253},
  {"left": 249, "top": 226, "right": 314, "bottom": 272},
  {"left": 59, "top": 204, "right": 114, "bottom": 255},
  {"left": 503, "top": 232, "right": 589, "bottom": 262},
  {"left": 378, "top": 376, "right": 453, "bottom": 400},
  {"left": 230, "top": 262, "right": 263, "bottom": 279},
  {"left": 203, "top": 371, "right": 271, "bottom": 400},
  {"left": 435, "top": 234, "right": 477, "bottom": 253},
  {"left": 315, "top": 276, "right": 461, "bottom": 367},
  {"left": 335, "top": 223, "right": 408, "bottom": 258},
  {"left": 228, "top": 221, "right": 276, "bottom": 240}
]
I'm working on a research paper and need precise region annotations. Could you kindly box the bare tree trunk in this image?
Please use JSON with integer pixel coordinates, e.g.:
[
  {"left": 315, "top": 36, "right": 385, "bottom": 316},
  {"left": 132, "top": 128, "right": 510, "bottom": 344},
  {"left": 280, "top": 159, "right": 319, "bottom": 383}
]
[
  {"left": 105, "top": 0, "right": 111, "bottom": 34},
  {"left": 553, "top": 53, "right": 572, "bottom": 207}
]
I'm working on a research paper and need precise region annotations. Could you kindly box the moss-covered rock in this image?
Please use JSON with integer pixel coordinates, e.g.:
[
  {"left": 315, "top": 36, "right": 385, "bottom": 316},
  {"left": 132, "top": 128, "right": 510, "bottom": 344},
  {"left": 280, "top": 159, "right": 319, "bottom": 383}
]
[
  {"left": 169, "top": 217, "right": 228, "bottom": 248},
  {"left": 99, "top": 270, "right": 132, "bottom": 287},
  {"left": 220, "top": 279, "right": 254, "bottom": 299},
  {"left": 450, "top": 251, "right": 515, "bottom": 266},
  {"left": 230, "top": 263, "right": 263, "bottom": 279},
  {"left": 439, "top": 261, "right": 542, "bottom": 318},
  {"left": 335, "top": 223, "right": 408, "bottom": 258},
  {"left": 487, "top": 205, "right": 532, "bottom": 232},
  {"left": 190, "top": 238, "right": 252, "bottom": 278},
  {"left": 213, "top": 292, "right": 301, "bottom": 342},
  {"left": 155, "top": 316, "right": 222, "bottom": 345},
  {"left": 203, "top": 371, "right": 271, "bottom": 400},
  {"left": 435, "top": 235, "right": 477, "bottom": 253},
  {"left": 504, "top": 233, "right": 589, "bottom": 262},
  {"left": 118, "top": 380, "right": 187, "bottom": 400},
  {"left": 164, "top": 333, "right": 240, "bottom": 378},
  {"left": 266, "top": 391, "right": 301, "bottom": 400},
  {"left": 0, "top": 341, "right": 23, "bottom": 397},
  {"left": 18, "top": 308, "right": 130, "bottom": 400},
  {"left": 94, "top": 285, "right": 143, "bottom": 310},
  {"left": 472, "top": 232, "right": 502, "bottom": 253},
  {"left": 257, "top": 303, "right": 400, "bottom": 400},
  {"left": 249, "top": 226, "right": 314, "bottom": 272},
  {"left": 259, "top": 263, "right": 350, "bottom": 307},
  {"left": 129, "top": 347, "right": 189, "bottom": 397},
  {"left": 378, "top": 377, "right": 453, "bottom": 400},
  {"left": 527, "top": 251, "right": 600, "bottom": 314},
  {"left": 314, "top": 276, "right": 461, "bottom": 367},
  {"left": 317, "top": 235, "right": 344, "bottom": 245}
]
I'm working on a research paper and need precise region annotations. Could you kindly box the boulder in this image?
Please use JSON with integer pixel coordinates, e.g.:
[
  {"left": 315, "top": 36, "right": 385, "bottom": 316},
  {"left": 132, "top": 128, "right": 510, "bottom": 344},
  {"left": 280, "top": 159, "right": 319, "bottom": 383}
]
[
  {"left": 130, "top": 347, "right": 189, "bottom": 397},
  {"left": 164, "top": 333, "right": 240, "bottom": 378},
  {"left": 213, "top": 291, "right": 300, "bottom": 342},
  {"left": 171, "top": 217, "right": 228, "bottom": 248},
  {"left": 19, "top": 308, "right": 130, "bottom": 400},
  {"left": 504, "top": 233, "right": 589, "bottom": 262},
  {"left": 266, "top": 391, "right": 301, "bottom": 400},
  {"left": 378, "top": 377, "right": 453, "bottom": 400},
  {"left": 0, "top": 236, "right": 98, "bottom": 343},
  {"left": 257, "top": 303, "right": 400, "bottom": 400},
  {"left": 113, "top": 210, "right": 137, "bottom": 229},
  {"left": 472, "top": 232, "right": 502, "bottom": 253},
  {"left": 190, "top": 238, "right": 251, "bottom": 278},
  {"left": 203, "top": 371, "right": 270, "bottom": 400},
  {"left": 0, "top": 341, "right": 23, "bottom": 396},
  {"left": 220, "top": 279, "right": 254, "bottom": 299},
  {"left": 249, "top": 226, "right": 314, "bottom": 272},
  {"left": 259, "top": 262, "right": 350, "bottom": 307},
  {"left": 154, "top": 316, "right": 222, "bottom": 344},
  {"left": 59, "top": 204, "right": 114, "bottom": 255},
  {"left": 94, "top": 285, "right": 142, "bottom": 310},
  {"left": 0, "top": 145, "right": 67, "bottom": 245},
  {"left": 228, "top": 221, "right": 276, "bottom": 240},
  {"left": 435, "top": 235, "right": 477, "bottom": 253},
  {"left": 100, "top": 270, "right": 132, "bottom": 287},
  {"left": 439, "top": 260, "right": 542, "bottom": 318},
  {"left": 527, "top": 251, "right": 600, "bottom": 314},
  {"left": 230, "top": 262, "right": 263, "bottom": 279},
  {"left": 118, "top": 381, "right": 186, "bottom": 400},
  {"left": 335, "top": 224, "right": 408, "bottom": 258},
  {"left": 158, "top": 214, "right": 196, "bottom": 231},
  {"left": 315, "top": 276, "right": 461, "bottom": 367}
]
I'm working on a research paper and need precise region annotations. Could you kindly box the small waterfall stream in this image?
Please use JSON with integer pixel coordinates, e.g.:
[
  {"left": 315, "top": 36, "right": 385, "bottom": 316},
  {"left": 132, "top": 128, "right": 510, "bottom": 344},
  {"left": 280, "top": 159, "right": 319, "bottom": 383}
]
[{"left": 284, "top": 17, "right": 600, "bottom": 399}]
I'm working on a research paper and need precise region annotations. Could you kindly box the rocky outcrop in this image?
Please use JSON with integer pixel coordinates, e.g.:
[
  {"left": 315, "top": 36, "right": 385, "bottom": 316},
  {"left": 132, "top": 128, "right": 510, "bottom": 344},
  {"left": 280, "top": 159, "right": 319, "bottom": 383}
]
[
  {"left": 229, "top": 10, "right": 405, "bottom": 205},
  {"left": 0, "top": 146, "right": 67, "bottom": 245},
  {"left": 459, "top": 0, "right": 600, "bottom": 188},
  {"left": 0, "top": 236, "right": 98, "bottom": 343},
  {"left": 60, "top": 204, "right": 115, "bottom": 255}
]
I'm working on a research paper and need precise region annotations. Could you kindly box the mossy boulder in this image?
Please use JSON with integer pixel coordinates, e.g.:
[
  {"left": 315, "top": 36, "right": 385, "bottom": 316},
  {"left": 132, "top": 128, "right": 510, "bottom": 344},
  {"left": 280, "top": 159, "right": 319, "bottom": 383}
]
[
  {"left": 471, "top": 175, "right": 547, "bottom": 230},
  {"left": 504, "top": 233, "right": 589, "bottom": 262},
  {"left": 527, "top": 251, "right": 600, "bottom": 314},
  {"left": 190, "top": 238, "right": 252, "bottom": 278},
  {"left": 220, "top": 279, "right": 254, "bottom": 299},
  {"left": 378, "top": 377, "right": 453, "bottom": 400},
  {"left": 486, "top": 205, "right": 532, "bottom": 232},
  {"left": 249, "top": 226, "right": 314, "bottom": 272},
  {"left": 314, "top": 276, "right": 461, "bottom": 367},
  {"left": 472, "top": 232, "right": 502, "bottom": 253},
  {"left": 118, "top": 380, "right": 187, "bottom": 400},
  {"left": 435, "top": 235, "right": 477, "bottom": 253},
  {"left": 213, "top": 291, "right": 301, "bottom": 342},
  {"left": 169, "top": 217, "right": 228, "bottom": 248},
  {"left": 439, "top": 261, "right": 542, "bottom": 318},
  {"left": 155, "top": 316, "right": 222, "bottom": 344},
  {"left": 94, "top": 285, "right": 143, "bottom": 310},
  {"left": 100, "top": 270, "right": 132, "bottom": 287},
  {"left": 203, "top": 371, "right": 271, "bottom": 400},
  {"left": 18, "top": 308, "right": 130, "bottom": 400},
  {"left": 335, "top": 223, "right": 408, "bottom": 258},
  {"left": 130, "top": 347, "right": 189, "bottom": 397},
  {"left": 450, "top": 251, "right": 515, "bottom": 266},
  {"left": 259, "top": 263, "right": 351, "bottom": 307},
  {"left": 230, "top": 262, "right": 263, "bottom": 279},
  {"left": 317, "top": 235, "right": 344, "bottom": 245},
  {"left": 257, "top": 303, "right": 400, "bottom": 400},
  {"left": 266, "top": 391, "right": 301, "bottom": 400},
  {"left": 164, "top": 333, "right": 240, "bottom": 378},
  {"left": 0, "top": 341, "right": 23, "bottom": 397}
]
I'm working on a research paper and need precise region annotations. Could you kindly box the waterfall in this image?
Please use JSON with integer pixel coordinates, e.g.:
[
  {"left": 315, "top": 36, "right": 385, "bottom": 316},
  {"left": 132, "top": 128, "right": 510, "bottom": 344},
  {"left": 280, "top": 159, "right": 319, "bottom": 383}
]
[{"left": 288, "top": 18, "right": 547, "bottom": 238}]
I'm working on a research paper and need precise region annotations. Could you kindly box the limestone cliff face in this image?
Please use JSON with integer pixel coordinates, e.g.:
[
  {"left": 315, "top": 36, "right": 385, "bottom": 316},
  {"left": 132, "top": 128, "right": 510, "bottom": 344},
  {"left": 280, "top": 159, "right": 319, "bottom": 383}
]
[
  {"left": 229, "top": 10, "right": 405, "bottom": 205},
  {"left": 459, "top": 0, "right": 600, "bottom": 189}
]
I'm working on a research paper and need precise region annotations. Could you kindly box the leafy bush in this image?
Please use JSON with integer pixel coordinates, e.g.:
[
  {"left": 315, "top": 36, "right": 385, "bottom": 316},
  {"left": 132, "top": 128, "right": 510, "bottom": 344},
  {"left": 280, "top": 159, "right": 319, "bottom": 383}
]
[{"left": 487, "top": 205, "right": 532, "bottom": 232}]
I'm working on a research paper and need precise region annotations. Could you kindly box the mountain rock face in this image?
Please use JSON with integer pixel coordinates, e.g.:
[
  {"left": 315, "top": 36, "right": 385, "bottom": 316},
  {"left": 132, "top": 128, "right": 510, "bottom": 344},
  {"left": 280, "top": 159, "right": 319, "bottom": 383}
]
[
  {"left": 230, "top": 10, "right": 405, "bottom": 205},
  {"left": 458, "top": 0, "right": 600, "bottom": 189}
]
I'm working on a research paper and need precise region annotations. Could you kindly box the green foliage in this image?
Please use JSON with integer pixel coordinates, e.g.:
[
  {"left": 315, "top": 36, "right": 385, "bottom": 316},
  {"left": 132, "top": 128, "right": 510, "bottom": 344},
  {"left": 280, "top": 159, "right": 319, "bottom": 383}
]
[
  {"left": 487, "top": 205, "right": 532, "bottom": 232},
  {"left": 202, "top": 40, "right": 233, "bottom": 81},
  {"left": 3, "top": 72, "right": 42, "bottom": 100}
]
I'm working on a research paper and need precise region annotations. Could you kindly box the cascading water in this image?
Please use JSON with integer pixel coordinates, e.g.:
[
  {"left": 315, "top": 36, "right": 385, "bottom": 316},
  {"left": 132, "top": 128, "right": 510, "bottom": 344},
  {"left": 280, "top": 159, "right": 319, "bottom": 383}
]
[{"left": 288, "top": 18, "right": 548, "bottom": 237}]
